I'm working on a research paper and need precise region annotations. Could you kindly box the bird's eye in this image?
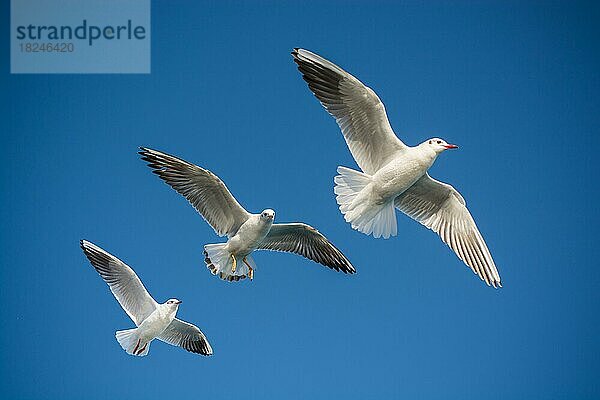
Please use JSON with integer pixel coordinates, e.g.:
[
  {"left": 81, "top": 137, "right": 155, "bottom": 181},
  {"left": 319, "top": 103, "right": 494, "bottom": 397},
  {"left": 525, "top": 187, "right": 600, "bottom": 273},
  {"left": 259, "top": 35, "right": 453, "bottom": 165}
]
[
  {"left": 437, "top": 140, "right": 441, "bottom": 144},
  {"left": 429, "top": 140, "right": 432, "bottom": 144}
]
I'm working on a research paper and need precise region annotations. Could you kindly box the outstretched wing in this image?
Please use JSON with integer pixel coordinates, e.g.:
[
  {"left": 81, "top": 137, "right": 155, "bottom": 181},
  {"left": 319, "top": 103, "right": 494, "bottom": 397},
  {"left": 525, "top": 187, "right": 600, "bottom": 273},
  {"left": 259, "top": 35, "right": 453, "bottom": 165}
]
[
  {"left": 80, "top": 240, "right": 158, "bottom": 326},
  {"left": 140, "top": 147, "right": 250, "bottom": 237},
  {"left": 394, "top": 175, "right": 502, "bottom": 288},
  {"left": 292, "top": 48, "right": 406, "bottom": 175},
  {"left": 258, "top": 223, "right": 356, "bottom": 274},
  {"left": 158, "top": 318, "right": 213, "bottom": 356}
]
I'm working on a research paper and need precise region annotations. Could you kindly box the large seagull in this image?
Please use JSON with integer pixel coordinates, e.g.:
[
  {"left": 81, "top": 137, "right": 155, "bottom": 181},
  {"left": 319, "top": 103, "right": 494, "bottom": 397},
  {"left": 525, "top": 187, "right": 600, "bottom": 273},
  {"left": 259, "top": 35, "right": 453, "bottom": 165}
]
[
  {"left": 139, "top": 147, "right": 355, "bottom": 281},
  {"left": 292, "top": 48, "right": 501, "bottom": 288},
  {"left": 80, "top": 240, "right": 213, "bottom": 356}
]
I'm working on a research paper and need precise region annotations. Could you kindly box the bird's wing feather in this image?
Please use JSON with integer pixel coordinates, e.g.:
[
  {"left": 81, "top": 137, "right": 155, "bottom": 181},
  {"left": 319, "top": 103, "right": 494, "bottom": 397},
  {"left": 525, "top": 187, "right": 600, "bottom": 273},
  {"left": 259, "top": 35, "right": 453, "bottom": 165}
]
[
  {"left": 394, "top": 174, "right": 501, "bottom": 287},
  {"left": 80, "top": 240, "right": 158, "bottom": 326},
  {"left": 258, "top": 223, "right": 355, "bottom": 274},
  {"left": 157, "top": 318, "right": 213, "bottom": 356},
  {"left": 292, "top": 48, "right": 406, "bottom": 175},
  {"left": 139, "top": 147, "right": 250, "bottom": 237}
]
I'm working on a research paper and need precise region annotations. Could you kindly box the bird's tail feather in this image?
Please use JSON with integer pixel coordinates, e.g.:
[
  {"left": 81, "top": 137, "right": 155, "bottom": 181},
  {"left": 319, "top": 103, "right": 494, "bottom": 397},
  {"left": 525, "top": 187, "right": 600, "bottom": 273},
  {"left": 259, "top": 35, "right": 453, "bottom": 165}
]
[
  {"left": 334, "top": 166, "right": 397, "bottom": 239},
  {"left": 115, "top": 328, "right": 151, "bottom": 356},
  {"left": 204, "top": 243, "right": 254, "bottom": 282}
]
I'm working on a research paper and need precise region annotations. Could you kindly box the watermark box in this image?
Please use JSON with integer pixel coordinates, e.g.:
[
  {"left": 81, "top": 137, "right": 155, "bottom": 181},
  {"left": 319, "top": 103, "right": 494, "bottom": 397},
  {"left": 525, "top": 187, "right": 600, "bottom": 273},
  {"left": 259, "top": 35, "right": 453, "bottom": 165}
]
[{"left": 10, "top": 0, "right": 151, "bottom": 74}]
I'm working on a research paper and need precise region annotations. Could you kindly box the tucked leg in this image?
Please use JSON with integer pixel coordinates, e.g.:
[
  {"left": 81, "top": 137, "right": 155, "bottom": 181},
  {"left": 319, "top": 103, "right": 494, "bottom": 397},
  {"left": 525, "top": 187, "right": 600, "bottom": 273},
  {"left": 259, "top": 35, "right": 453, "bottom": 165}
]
[
  {"left": 231, "top": 254, "right": 237, "bottom": 273},
  {"left": 133, "top": 339, "right": 141, "bottom": 354},
  {"left": 137, "top": 342, "right": 148, "bottom": 355},
  {"left": 243, "top": 256, "right": 254, "bottom": 280}
]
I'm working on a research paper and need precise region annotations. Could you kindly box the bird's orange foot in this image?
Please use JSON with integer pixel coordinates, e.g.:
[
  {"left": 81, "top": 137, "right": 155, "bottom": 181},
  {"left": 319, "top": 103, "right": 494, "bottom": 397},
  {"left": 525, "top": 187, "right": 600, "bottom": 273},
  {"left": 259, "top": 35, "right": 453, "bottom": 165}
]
[
  {"left": 231, "top": 254, "right": 237, "bottom": 273},
  {"left": 243, "top": 257, "right": 254, "bottom": 281}
]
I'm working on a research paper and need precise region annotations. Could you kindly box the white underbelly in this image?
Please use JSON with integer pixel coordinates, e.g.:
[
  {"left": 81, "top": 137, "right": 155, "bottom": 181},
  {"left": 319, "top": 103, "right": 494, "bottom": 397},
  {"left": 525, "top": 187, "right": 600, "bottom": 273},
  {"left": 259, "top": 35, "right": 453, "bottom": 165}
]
[
  {"left": 372, "top": 158, "right": 430, "bottom": 202},
  {"left": 139, "top": 311, "right": 172, "bottom": 340},
  {"left": 227, "top": 219, "right": 271, "bottom": 256}
]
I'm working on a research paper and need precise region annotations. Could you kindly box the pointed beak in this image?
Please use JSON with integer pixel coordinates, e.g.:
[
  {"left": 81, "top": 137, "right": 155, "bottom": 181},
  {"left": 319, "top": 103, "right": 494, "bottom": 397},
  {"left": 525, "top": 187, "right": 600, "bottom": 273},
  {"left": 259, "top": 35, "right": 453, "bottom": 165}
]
[
  {"left": 444, "top": 144, "right": 458, "bottom": 149},
  {"left": 175, "top": 300, "right": 182, "bottom": 305}
]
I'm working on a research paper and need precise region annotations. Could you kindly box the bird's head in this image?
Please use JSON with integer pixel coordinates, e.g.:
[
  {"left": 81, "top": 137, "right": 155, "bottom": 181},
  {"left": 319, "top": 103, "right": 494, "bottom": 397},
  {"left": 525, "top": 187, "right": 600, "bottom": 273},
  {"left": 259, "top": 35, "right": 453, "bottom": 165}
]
[
  {"left": 260, "top": 209, "right": 275, "bottom": 221},
  {"left": 423, "top": 138, "right": 458, "bottom": 154},
  {"left": 165, "top": 298, "right": 182, "bottom": 310}
]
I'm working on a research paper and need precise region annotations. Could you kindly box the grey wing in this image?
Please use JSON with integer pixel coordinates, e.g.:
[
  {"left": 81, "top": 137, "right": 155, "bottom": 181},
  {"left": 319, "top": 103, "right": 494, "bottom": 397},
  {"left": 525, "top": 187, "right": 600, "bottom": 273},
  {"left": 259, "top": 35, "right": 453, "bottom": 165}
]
[
  {"left": 394, "top": 175, "right": 502, "bottom": 288},
  {"left": 140, "top": 147, "right": 250, "bottom": 237},
  {"left": 80, "top": 240, "right": 158, "bottom": 326},
  {"left": 158, "top": 318, "right": 213, "bottom": 356},
  {"left": 258, "top": 223, "right": 356, "bottom": 274},
  {"left": 292, "top": 48, "right": 406, "bottom": 175}
]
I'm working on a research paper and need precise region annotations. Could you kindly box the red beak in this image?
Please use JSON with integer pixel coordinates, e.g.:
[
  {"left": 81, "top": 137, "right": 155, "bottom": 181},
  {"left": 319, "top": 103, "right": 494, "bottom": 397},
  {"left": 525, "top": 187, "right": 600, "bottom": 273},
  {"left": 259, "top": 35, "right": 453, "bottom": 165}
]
[{"left": 444, "top": 144, "right": 458, "bottom": 149}]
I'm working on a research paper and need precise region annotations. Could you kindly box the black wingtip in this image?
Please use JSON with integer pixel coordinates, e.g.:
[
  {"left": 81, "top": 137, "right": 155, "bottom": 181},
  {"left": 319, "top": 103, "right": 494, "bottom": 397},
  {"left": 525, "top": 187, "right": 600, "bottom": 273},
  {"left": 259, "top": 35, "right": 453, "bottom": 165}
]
[
  {"left": 80, "top": 239, "right": 92, "bottom": 252},
  {"left": 138, "top": 147, "right": 161, "bottom": 167},
  {"left": 342, "top": 265, "right": 356, "bottom": 275},
  {"left": 79, "top": 239, "right": 99, "bottom": 266},
  {"left": 138, "top": 146, "right": 151, "bottom": 156}
]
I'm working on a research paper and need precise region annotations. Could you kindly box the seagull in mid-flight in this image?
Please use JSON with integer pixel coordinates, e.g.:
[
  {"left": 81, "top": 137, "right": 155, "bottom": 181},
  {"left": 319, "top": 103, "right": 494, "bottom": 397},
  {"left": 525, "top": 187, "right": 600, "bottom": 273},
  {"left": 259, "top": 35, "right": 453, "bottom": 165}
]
[
  {"left": 292, "top": 48, "right": 501, "bottom": 288},
  {"left": 80, "top": 240, "right": 213, "bottom": 356},
  {"left": 139, "top": 147, "right": 355, "bottom": 282}
]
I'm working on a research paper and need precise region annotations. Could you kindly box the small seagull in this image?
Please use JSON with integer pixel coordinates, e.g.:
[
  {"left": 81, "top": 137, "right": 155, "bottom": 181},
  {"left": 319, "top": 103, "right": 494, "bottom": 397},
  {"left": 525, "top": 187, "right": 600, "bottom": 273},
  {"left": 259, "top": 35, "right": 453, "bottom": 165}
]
[
  {"left": 292, "top": 48, "right": 501, "bottom": 288},
  {"left": 80, "top": 240, "right": 213, "bottom": 356},
  {"left": 139, "top": 147, "right": 356, "bottom": 282}
]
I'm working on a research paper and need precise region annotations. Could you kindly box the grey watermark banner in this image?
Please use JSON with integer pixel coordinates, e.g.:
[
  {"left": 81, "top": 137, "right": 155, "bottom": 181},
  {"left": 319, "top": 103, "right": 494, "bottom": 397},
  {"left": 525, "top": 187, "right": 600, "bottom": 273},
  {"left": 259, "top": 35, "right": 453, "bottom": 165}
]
[{"left": 11, "top": 0, "right": 151, "bottom": 74}]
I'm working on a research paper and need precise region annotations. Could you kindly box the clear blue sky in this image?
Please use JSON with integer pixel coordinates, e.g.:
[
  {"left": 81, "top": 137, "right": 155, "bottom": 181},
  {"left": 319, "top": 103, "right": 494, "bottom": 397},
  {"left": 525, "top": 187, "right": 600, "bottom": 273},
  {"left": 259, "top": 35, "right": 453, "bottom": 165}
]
[{"left": 1, "top": 1, "right": 599, "bottom": 399}]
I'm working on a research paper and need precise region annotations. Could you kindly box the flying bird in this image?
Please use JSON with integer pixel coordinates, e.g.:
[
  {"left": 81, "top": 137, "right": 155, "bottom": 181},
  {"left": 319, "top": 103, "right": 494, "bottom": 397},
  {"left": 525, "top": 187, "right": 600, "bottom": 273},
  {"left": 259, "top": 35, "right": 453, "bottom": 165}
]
[
  {"left": 80, "top": 240, "right": 213, "bottom": 356},
  {"left": 292, "top": 48, "right": 501, "bottom": 288},
  {"left": 139, "top": 147, "right": 355, "bottom": 282}
]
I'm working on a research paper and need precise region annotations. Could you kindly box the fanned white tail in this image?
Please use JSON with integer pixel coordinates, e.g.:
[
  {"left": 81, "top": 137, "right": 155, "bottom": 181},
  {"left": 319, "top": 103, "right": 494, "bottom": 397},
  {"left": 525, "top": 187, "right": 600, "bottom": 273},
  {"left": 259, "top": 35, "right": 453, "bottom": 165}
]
[
  {"left": 115, "top": 328, "right": 151, "bottom": 356},
  {"left": 334, "top": 166, "right": 397, "bottom": 239},
  {"left": 203, "top": 243, "right": 255, "bottom": 282}
]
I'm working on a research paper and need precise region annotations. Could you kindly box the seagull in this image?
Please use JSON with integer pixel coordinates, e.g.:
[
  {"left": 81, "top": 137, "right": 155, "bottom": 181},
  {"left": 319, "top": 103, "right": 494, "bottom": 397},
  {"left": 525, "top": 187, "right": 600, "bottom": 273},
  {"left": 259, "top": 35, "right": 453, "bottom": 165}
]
[
  {"left": 80, "top": 240, "right": 213, "bottom": 356},
  {"left": 139, "top": 147, "right": 356, "bottom": 282},
  {"left": 292, "top": 48, "right": 501, "bottom": 288}
]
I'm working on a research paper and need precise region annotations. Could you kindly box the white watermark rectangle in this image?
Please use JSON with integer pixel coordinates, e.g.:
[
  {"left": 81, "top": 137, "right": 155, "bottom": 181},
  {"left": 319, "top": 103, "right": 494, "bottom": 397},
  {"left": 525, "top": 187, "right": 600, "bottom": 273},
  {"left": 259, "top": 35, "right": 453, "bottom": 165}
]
[{"left": 11, "top": 0, "right": 151, "bottom": 74}]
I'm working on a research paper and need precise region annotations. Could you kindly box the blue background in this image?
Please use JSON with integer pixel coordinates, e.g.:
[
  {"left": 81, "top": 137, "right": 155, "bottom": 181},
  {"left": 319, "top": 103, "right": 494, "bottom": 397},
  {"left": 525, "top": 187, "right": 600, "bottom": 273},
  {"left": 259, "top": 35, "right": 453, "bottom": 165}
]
[{"left": 1, "top": 1, "right": 599, "bottom": 399}]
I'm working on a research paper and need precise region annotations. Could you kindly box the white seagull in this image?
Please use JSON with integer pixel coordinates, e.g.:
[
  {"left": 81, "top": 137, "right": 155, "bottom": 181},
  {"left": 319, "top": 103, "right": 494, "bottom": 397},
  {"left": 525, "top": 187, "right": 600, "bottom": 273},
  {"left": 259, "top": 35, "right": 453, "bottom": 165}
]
[
  {"left": 292, "top": 48, "right": 501, "bottom": 288},
  {"left": 139, "top": 147, "right": 356, "bottom": 282},
  {"left": 80, "top": 240, "right": 213, "bottom": 356}
]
